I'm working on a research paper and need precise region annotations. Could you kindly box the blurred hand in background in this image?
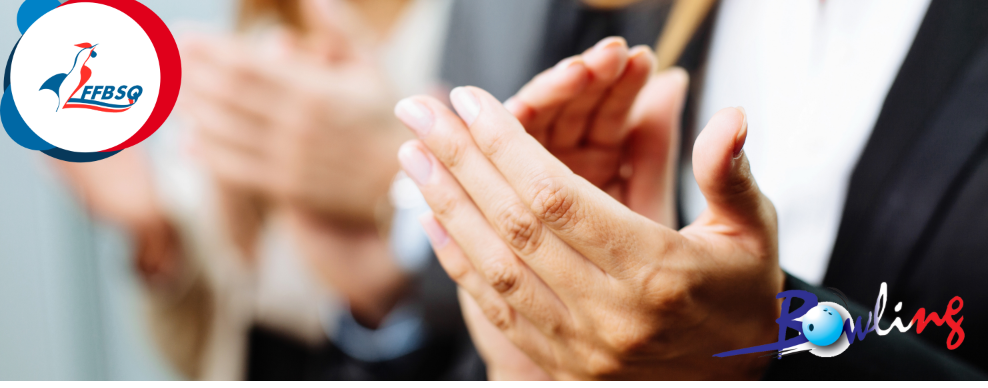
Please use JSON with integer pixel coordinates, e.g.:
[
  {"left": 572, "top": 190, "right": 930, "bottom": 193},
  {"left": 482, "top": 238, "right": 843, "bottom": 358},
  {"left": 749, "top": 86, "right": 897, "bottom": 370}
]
[
  {"left": 181, "top": 0, "right": 408, "bottom": 229},
  {"left": 178, "top": 0, "right": 414, "bottom": 325},
  {"left": 53, "top": 148, "right": 184, "bottom": 287}
]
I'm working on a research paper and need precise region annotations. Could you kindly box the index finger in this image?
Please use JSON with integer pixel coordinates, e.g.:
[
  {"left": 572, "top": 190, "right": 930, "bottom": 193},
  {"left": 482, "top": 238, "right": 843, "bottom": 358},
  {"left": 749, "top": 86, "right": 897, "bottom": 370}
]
[
  {"left": 504, "top": 57, "right": 590, "bottom": 145},
  {"left": 585, "top": 45, "right": 655, "bottom": 147}
]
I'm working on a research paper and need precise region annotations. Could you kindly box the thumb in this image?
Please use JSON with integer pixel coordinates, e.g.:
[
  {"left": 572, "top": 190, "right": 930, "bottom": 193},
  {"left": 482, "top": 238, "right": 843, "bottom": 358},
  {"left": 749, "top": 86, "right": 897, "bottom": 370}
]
[{"left": 692, "top": 107, "right": 776, "bottom": 233}]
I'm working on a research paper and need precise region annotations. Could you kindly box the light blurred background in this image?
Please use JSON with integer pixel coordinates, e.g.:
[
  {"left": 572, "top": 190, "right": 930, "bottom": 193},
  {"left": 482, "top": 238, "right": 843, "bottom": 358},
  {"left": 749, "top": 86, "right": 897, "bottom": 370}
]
[{"left": 0, "top": 0, "right": 233, "bottom": 380}]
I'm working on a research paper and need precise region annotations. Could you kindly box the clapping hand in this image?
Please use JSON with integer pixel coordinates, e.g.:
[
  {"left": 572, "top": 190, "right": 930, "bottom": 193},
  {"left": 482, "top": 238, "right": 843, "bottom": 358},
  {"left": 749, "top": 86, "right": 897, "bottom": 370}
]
[
  {"left": 180, "top": 0, "right": 405, "bottom": 228},
  {"left": 504, "top": 37, "right": 685, "bottom": 227},
  {"left": 394, "top": 74, "right": 783, "bottom": 380}
]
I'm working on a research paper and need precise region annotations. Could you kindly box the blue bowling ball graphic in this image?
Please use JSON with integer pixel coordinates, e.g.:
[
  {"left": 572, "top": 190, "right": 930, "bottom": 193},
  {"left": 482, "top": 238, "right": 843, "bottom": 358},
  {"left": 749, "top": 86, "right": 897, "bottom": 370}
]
[{"left": 801, "top": 305, "right": 844, "bottom": 346}]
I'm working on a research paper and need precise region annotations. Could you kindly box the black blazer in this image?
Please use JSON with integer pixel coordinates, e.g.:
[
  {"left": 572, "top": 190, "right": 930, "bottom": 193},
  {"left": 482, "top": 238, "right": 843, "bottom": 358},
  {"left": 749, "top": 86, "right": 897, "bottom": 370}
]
[
  {"left": 677, "top": 0, "right": 988, "bottom": 379},
  {"left": 789, "top": 0, "right": 988, "bottom": 378},
  {"left": 822, "top": 0, "right": 988, "bottom": 375},
  {"left": 679, "top": 0, "right": 988, "bottom": 380}
]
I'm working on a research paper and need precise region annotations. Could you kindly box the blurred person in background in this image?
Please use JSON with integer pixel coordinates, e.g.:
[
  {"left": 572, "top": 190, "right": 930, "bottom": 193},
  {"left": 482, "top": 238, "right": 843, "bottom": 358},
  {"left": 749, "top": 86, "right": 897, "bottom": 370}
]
[
  {"left": 56, "top": 0, "right": 482, "bottom": 380},
  {"left": 56, "top": 0, "right": 682, "bottom": 380},
  {"left": 41, "top": 0, "right": 988, "bottom": 380}
]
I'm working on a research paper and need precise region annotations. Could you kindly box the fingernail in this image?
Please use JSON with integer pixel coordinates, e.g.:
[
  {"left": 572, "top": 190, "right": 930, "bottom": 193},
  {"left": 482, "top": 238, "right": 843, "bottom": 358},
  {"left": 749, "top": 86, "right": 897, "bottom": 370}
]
[
  {"left": 503, "top": 97, "right": 518, "bottom": 111},
  {"left": 665, "top": 66, "right": 689, "bottom": 85},
  {"left": 450, "top": 87, "right": 481, "bottom": 126},
  {"left": 734, "top": 106, "right": 748, "bottom": 158},
  {"left": 418, "top": 212, "right": 450, "bottom": 248},
  {"left": 629, "top": 45, "right": 656, "bottom": 72},
  {"left": 594, "top": 36, "right": 627, "bottom": 52},
  {"left": 554, "top": 56, "right": 584, "bottom": 72},
  {"left": 395, "top": 98, "right": 434, "bottom": 137},
  {"left": 629, "top": 45, "right": 651, "bottom": 59},
  {"left": 398, "top": 143, "right": 432, "bottom": 185}
]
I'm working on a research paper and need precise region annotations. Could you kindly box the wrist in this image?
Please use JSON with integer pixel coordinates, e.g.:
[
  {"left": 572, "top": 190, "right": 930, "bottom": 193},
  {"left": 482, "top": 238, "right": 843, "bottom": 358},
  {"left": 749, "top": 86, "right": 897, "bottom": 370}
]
[
  {"left": 723, "top": 268, "right": 788, "bottom": 379},
  {"left": 348, "top": 270, "right": 410, "bottom": 328},
  {"left": 348, "top": 171, "right": 433, "bottom": 325},
  {"left": 347, "top": 238, "right": 411, "bottom": 327},
  {"left": 293, "top": 207, "right": 411, "bottom": 328},
  {"left": 131, "top": 216, "right": 184, "bottom": 288}
]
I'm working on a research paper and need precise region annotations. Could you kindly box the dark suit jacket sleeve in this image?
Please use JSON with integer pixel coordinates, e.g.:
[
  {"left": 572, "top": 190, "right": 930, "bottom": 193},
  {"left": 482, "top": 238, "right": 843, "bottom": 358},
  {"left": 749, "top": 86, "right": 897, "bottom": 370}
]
[{"left": 761, "top": 274, "right": 985, "bottom": 380}]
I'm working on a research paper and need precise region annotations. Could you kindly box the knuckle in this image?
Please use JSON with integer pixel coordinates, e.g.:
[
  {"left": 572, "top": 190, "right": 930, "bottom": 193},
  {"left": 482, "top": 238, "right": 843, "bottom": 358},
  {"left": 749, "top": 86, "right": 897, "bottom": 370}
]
[
  {"left": 496, "top": 204, "right": 544, "bottom": 254},
  {"left": 602, "top": 324, "right": 651, "bottom": 356},
  {"left": 654, "top": 283, "right": 692, "bottom": 314},
  {"left": 724, "top": 158, "right": 760, "bottom": 200},
  {"left": 600, "top": 231, "right": 634, "bottom": 265},
  {"left": 726, "top": 175, "right": 758, "bottom": 200},
  {"left": 595, "top": 111, "right": 625, "bottom": 129},
  {"left": 543, "top": 314, "right": 565, "bottom": 337},
  {"left": 428, "top": 190, "right": 459, "bottom": 219},
  {"left": 479, "top": 124, "right": 510, "bottom": 157},
  {"left": 640, "top": 273, "right": 693, "bottom": 320},
  {"left": 584, "top": 349, "right": 623, "bottom": 379},
  {"left": 481, "top": 299, "right": 516, "bottom": 331},
  {"left": 438, "top": 252, "right": 472, "bottom": 284},
  {"left": 439, "top": 136, "right": 471, "bottom": 171},
  {"left": 480, "top": 256, "right": 523, "bottom": 296},
  {"left": 556, "top": 112, "right": 585, "bottom": 132},
  {"left": 529, "top": 177, "right": 579, "bottom": 227}
]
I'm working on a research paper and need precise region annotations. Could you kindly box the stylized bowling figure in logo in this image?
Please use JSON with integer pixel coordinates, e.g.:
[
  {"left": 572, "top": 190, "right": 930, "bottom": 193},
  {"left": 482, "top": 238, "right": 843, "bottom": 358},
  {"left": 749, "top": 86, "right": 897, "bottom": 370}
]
[
  {"left": 38, "top": 42, "right": 97, "bottom": 111},
  {"left": 2, "top": 0, "right": 180, "bottom": 162}
]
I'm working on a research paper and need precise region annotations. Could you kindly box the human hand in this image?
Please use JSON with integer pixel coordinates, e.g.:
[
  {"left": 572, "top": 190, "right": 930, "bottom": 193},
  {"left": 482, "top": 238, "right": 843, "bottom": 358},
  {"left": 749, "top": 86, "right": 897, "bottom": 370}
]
[
  {"left": 504, "top": 37, "right": 687, "bottom": 227},
  {"left": 394, "top": 87, "right": 783, "bottom": 379},
  {"left": 454, "top": 39, "right": 685, "bottom": 378},
  {"left": 180, "top": 3, "right": 405, "bottom": 227},
  {"left": 52, "top": 148, "right": 184, "bottom": 286},
  {"left": 453, "top": 286, "right": 552, "bottom": 380}
]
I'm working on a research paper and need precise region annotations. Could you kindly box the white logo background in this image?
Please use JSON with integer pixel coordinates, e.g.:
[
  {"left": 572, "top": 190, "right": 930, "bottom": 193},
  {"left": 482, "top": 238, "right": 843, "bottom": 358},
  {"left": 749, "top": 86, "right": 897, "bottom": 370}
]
[{"left": 11, "top": 2, "right": 161, "bottom": 153}]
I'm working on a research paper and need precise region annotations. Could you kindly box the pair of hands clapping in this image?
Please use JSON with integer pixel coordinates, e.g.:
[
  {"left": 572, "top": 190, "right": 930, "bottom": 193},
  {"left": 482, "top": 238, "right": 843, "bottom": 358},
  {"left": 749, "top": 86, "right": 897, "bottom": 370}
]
[
  {"left": 395, "top": 37, "right": 785, "bottom": 379},
  {"left": 179, "top": 0, "right": 411, "bottom": 325},
  {"left": 181, "top": 0, "right": 404, "bottom": 228}
]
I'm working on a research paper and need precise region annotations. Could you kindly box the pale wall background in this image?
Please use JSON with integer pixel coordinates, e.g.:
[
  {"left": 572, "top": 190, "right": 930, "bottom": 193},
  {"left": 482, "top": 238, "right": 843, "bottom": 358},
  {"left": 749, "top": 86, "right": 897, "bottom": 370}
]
[{"left": 0, "top": 0, "right": 234, "bottom": 380}]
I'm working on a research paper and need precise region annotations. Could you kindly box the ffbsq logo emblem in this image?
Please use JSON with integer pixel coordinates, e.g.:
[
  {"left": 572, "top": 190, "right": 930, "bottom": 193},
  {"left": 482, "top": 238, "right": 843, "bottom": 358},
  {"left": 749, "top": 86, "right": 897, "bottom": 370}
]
[{"left": 2, "top": 0, "right": 180, "bottom": 162}]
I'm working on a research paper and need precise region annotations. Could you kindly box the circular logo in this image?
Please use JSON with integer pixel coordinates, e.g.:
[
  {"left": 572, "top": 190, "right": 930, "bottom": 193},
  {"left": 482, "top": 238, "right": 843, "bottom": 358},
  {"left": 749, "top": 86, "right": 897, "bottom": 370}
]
[{"left": 2, "top": 0, "right": 181, "bottom": 162}]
